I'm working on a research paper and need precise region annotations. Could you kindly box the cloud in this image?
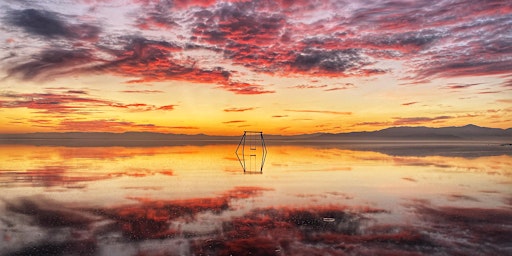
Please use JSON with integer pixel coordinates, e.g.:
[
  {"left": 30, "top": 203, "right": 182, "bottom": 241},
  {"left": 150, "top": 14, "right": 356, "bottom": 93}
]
[
  {"left": 272, "top": 115, "right": 288, "bottom": 118},
  {"left": 0, "top": 91, "right": 109, "bottom": 114},
  {"left": 67, "top": 90, "right": 89, "bottom": 95},
  {"left": 416, "top": 59, "right": 512, "bottom": 80},
  {"left": 290, "top": 48, "right": 370, "bottom": 75},
  {"left": 353, "top": 121, "right": 391, "bottom": 127},
  {"left": 501, "top": 78, "right": 512, "bottom": 88},
  {"left": 286, "top": 109, "right": 352, "bottom": 115},
  {"left": 2, "top": 0, "right": 512, "bottom": 99},
  {"left": 6, "top": 49, "right": 97, "bottom": 81},
  {"left": 392, "top": 116, "right": 453, "bottom": 125},
  {"left": 218, "top": 82, "right": 275, "bottom": 95},
  {"left": 4, "top": 35, "right": 272, "bottom": 95},
  {"left": 0, "top": 92, "right": 176, "bottom": 115},
  {"left": 402, "top": 101, "right": 418, "bottom": 106},
  {"left": 6, "top": 9, "right": 70, "bottom": 37},
  {"left": 223, "top": 107, "right": 255, "bottom": 112},
  {"left": 120, "top": 90, "right": 164, "bottom": 93},
  {"left": 191, "top": 2, "right": 286, "bottom": 46},
  {"left": 57, "top": 119, "right": 160, "bottom": 132},
  {"left": 5, "top": 9, "right": 100, "bottom": 40},
  {"left": 167, "top": 126, "right": 199, "bottom": 129},
  {"left": 321, "top": 83, "right": 356, "bottom": 92},
  {"left": 157, "top": 104, "right": 176, "bottom": 110},
  {"left": 441, "top": 83, "right": 481, "bottom": 90},
  {"left": 288, "top": 85, "right": 328, "bottom": 89},
  {"left": 477, "top": 90, "right": 500, "bottom": 94},
  {"left": 222, "top": 120, "right": 246, "bottom": 124}
]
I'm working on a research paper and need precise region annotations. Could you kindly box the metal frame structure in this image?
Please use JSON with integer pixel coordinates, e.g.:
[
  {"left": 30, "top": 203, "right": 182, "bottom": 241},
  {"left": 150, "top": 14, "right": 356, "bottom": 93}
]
[{"left": 235, "top": 131, "right": 267, "bottom": 173}]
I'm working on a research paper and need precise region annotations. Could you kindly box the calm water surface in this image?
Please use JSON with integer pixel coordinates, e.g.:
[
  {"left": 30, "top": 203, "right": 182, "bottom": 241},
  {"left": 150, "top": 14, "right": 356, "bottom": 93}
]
[{"left": 0, "top": 143, "right": 511, "bottom": 255}]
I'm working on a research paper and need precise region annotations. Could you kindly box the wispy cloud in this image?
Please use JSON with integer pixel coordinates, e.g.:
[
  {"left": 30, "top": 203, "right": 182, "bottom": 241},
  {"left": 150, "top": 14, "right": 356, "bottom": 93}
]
[
  {"left": 57, "top": 119, "right": 158, "bottom": 132},
  {"left": 286, "top": 109, "right": 352, "bottom": 115},
  {"left": 156, "top": 105, "right": 176, "bottom": 110},
  {"left": 441, "top": 83, "right": 481, "bottom": 90},
  {"left": 288, "top": 85, "right": 328, "bottom": 89},
  {"left": 402, "top": 101, "right": 418, "bottom": 106},
  {"left": 392, "top": 116, "right": 453, "bottom": 125},
  {"left": 120, "top": 90, "right": 164, "bottom": 94},
  {"left": 353, "top": 121, "right": 391, "bottom": 127},
  {"left": 223, "top": 107, "right": 255, "bottom": 112},
  {"left": 497, "top": 99, "right": 512, "bottom": 103},
  {"left": 217, "top": 82, "right": 275, "bottom": 95},
  {"left": 222, "top": 120, "right": 246, "bottom": 124},
  {"left": 0, "top": 92, "right": 176, "bottom": 115}
]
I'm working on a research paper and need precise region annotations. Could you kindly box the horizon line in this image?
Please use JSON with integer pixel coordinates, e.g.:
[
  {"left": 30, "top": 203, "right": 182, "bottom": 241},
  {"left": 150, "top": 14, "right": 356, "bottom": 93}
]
[{"left": 0, "top": 124, "right": 510, "bottom": 137}]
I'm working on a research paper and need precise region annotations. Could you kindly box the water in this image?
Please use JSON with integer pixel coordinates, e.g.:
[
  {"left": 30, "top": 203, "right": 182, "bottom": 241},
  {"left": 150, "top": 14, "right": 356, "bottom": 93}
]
[{"left": 0, "top": 143, "right": 511, "bottom": 255}]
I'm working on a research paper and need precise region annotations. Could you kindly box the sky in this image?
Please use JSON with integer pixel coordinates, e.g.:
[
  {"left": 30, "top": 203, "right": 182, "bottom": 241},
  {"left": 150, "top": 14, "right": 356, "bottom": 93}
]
[{"left": 0, "top": 0, "right": 511, "bottom": 135}]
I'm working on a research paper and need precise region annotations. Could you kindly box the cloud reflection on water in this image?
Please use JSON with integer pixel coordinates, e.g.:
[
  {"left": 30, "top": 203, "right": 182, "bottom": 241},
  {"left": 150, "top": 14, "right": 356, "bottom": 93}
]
[
  {"left": 0, "top": 143, "right": 511, "bottom": 255},
  {"left": 4, "top": 194, "right": 510, "bottom": 255}
]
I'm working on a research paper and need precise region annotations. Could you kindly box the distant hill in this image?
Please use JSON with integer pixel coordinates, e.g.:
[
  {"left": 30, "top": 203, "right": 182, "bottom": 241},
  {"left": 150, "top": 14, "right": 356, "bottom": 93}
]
[
  {"left": 309, "top": 124, "right": 511, "bottom": 141},
  {"left": 0, "top": 124, "right": 510, "bottom": 146}
]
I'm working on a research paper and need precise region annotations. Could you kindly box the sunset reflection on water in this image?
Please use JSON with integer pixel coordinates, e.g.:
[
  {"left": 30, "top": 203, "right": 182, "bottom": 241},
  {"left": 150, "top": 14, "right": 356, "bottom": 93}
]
[{"left": 1, "top": 144, "right": 511, "bottom": 255}]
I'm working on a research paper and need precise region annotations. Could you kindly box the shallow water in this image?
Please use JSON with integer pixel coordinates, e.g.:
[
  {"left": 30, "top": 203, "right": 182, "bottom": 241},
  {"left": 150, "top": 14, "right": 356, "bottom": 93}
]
[{"left": 0, "top": 143, "right": 511, "bottom": 255}]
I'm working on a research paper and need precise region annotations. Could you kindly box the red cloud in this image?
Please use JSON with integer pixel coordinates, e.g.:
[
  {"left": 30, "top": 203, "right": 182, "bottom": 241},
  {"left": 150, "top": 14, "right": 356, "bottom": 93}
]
[
  {"left": 96, "top": 186, "right": 272, "bottom": 240},
  {"left": 157, "top": 105, "right": 176, "bottom": 110}
]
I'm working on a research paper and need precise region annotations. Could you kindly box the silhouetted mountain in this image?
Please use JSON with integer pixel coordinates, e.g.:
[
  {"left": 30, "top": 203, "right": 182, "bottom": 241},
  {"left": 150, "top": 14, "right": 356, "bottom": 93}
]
[
  {"left": 311, "top": 124, "right": 511, "bottom": 141},
  {"left": 0, "top": 125, "right": 510, "bottom": 146}
]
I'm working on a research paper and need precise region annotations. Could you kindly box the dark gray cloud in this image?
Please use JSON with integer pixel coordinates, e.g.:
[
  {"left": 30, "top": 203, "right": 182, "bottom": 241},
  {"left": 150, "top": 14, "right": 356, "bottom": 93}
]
[
  {"left": 6, "top": 9, "right": 69, "bottom": 37},
  {"left": 7, "top": 49, "right": 95, "bottom": 80},
  {"left": 292, "top": 48, "right": 365, "bottom": 73},
  {"left": 5, "top": 8, "right": 100, "bottom": 40}
]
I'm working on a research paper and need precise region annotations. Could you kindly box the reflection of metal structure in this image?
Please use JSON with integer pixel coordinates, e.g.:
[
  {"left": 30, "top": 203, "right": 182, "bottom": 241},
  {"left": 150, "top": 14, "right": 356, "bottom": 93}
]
[{"left": 235, "top": 131, "right": 267, "bottom": 173}]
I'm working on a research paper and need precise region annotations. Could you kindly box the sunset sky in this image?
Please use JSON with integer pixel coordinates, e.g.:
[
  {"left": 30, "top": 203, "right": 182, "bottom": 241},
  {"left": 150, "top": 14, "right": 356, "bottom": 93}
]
[{"left": 0, "top": 0, "right": 511, "bottom": 135}]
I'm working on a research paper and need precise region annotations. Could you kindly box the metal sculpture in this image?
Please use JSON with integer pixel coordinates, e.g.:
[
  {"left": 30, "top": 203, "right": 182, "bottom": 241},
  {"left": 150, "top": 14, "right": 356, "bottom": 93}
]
[{"left": 235, "top": 131, "right": 267, "bottom": 173}]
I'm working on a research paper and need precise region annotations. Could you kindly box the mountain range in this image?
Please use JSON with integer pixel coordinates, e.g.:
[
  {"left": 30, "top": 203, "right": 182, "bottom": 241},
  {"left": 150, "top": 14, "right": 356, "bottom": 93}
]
[
  {"left": 306, "top": 124, "right": 511, "bottom": 141},
  {"left": 0, "top": 125, "right": 510, "bottom": 145}
]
